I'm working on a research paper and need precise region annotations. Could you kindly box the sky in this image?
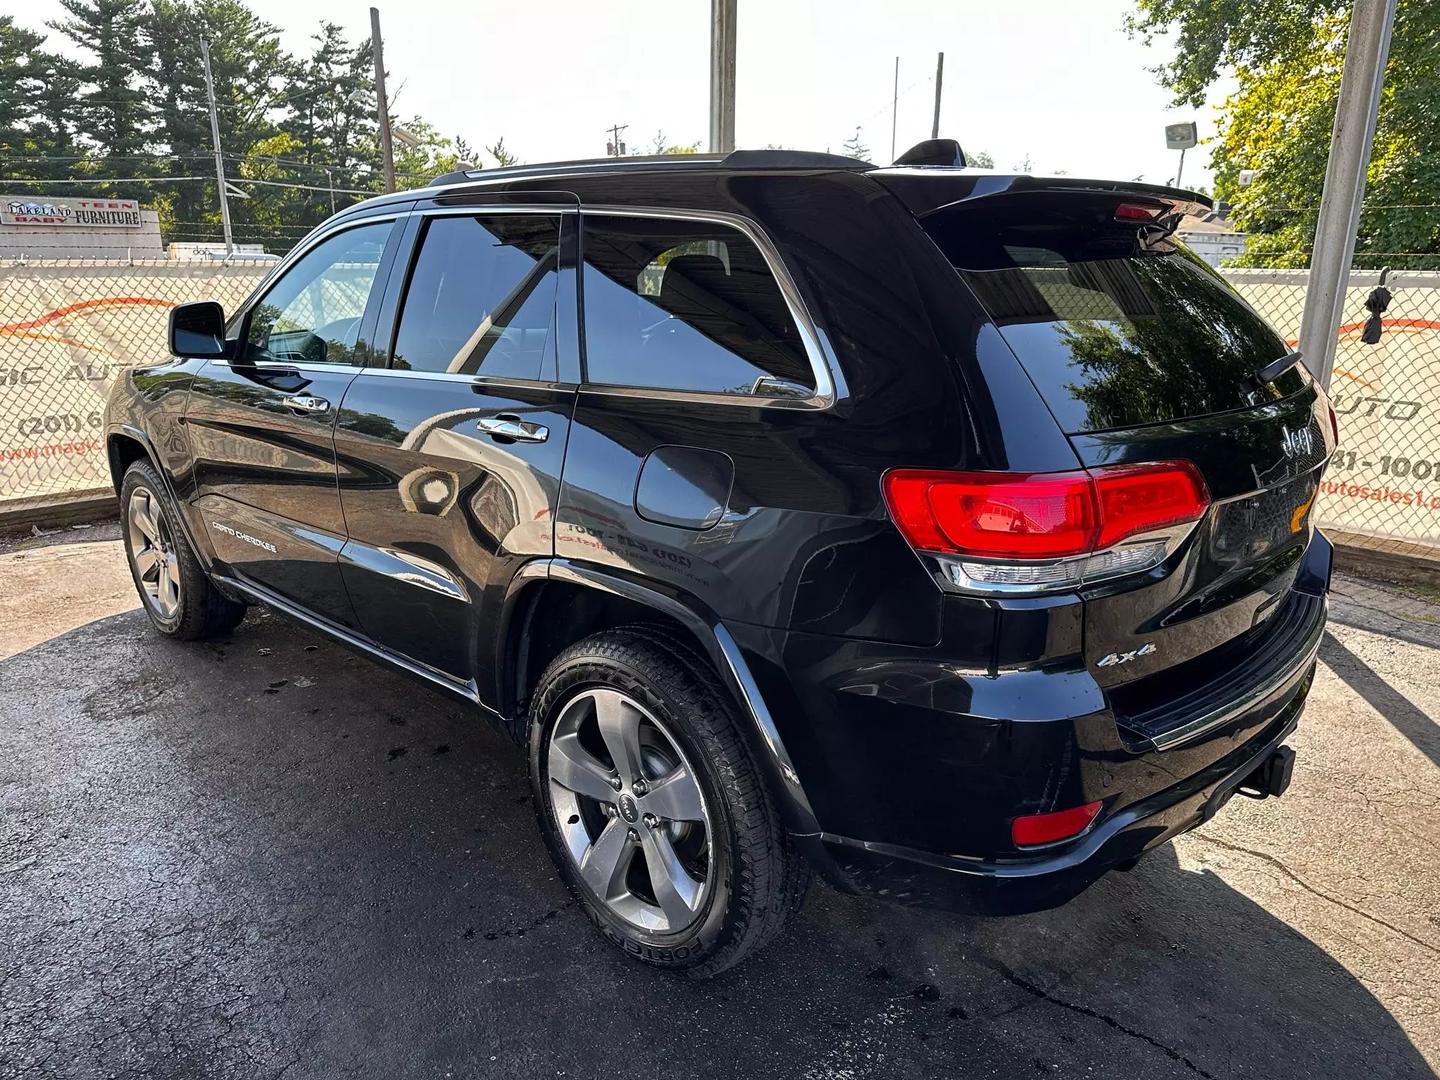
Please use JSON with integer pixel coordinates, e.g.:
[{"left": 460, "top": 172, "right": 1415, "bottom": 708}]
[{"left": 22, "top": 0, "right": 1227, "bottom": 190}]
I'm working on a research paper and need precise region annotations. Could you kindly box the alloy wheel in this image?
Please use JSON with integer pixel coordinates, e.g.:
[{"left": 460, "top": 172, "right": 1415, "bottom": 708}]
[
  {"left": 547, "top": 687, "right": 713, "bottom": 934},
  {"left": 126, "top": 486, "right": 181, "bottom": 619}
]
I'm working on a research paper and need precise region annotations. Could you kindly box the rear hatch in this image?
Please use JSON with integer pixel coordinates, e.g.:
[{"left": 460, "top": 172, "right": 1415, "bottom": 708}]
[{"left": 884, "top": 173, "right": 1333, "bottom": 747}]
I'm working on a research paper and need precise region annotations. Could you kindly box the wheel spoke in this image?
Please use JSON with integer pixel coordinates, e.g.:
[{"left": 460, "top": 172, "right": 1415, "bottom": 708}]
[
  {"left": 549, "top": 731, "right": 619, "bottom": 803},
  {"left": 593, "top": 689, "right": 645, "bottom": 787},
  {"left": 133, "top": 548, "right": 164, "bottom": 578},
  {"left": 641, "top": 765, "right": 705, "bottom": 823},
  {"left": 640, "top": 829, "right": 701, "bottom": 930},
  {"left": 579, "top": 817, "right": 634, "bottom": 901},
  {"left": 130, "top": 493, "right": 159, "bottom": 542},
  {"left": 162, "top": 556, "right": 181, "bottom": 611}
]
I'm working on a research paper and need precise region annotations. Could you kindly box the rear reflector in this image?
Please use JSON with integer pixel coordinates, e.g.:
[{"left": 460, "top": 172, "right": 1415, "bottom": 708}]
[
  {"left": 882, "top": 463, "right": 1208, "bottom": 561},
  {"left": 1012, "top": 800, "right": 1102, "bottom": 847}
]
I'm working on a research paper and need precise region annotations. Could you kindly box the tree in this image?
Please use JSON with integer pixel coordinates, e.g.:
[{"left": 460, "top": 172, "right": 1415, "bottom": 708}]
[
  {"left": 842, "top": 126, "right": 868, "bottom": 161},
  {"left": 966, "top": 148, "right": 994, "bottom": 168},
  {"left": 486, "top": 136, "right": 517, "bottom": 167},
  {"left": 1128, "top": 0, "right": 1440, "bottom": 268},
  {"left": 48, "top": 0, "right": 152, "bottom": 165},
  {"left": 648, "top": 130, "right": 699, "bottom": 156}
]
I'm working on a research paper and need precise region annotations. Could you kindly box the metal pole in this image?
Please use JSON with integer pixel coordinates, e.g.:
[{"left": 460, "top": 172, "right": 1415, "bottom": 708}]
[
  {"left": 1298, "top": 0, "right": 1398, "bottom": 389},
  {"left": 708, "top": 0, "right": 736, "bottom": 153},
  {"left": 1175, "top": 146, "right": 1186, "bottom": 189},
  {"left": 931, "top": 52, "right": 944, "bottom": 139},
  {"left": 325, "top": 167, "right": 336, "bottom": 215},
  {"left": 199, "top": 40, "right": 233, "bottom": 256},
  {"left": 370, "top": 7, "right": 396, "bottom": 193},
  {"left": 890, "top": 56, "right": 899, "bottom": 162}
]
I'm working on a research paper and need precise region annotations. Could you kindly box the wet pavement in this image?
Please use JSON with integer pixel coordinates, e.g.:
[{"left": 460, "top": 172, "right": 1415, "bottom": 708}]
[{"left": 2, "top": 531, "right": 1437, "bottom": 1079}]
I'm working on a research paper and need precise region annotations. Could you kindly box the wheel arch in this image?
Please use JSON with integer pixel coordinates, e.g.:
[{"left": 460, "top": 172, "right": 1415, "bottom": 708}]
[
  {"left": 499, "top": 558, "right": 821, "bottom": 836},
  {"left": 106, "top": 426, "right": 158, "bottom": 495}
]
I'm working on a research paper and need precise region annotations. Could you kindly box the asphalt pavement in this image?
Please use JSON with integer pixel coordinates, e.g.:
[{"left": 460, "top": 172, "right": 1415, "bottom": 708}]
[{"left": 2, "top": 527, "right": 1437, "bottom": 1080}]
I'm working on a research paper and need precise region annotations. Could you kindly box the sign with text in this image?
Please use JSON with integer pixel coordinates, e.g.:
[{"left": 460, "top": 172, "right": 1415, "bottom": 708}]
[{"left": 2, "top": 197, "right": 142, "bottom": 228}]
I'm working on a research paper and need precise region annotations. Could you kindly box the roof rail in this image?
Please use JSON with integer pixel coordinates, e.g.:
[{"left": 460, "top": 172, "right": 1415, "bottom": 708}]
[
  {"left": 720, "top": 149, "right": 873, "bottom": 170},
  {"left": 428, "top": 154, "right": 726, "bottom": 186},
  {"left": 427, "top": 148, "right": 873, "bottom": 187}
]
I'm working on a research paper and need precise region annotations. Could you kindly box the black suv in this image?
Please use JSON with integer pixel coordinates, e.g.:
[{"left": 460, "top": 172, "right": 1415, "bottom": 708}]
[{"left": 105, "top": 145, "right": 1334, "bottom": 976}]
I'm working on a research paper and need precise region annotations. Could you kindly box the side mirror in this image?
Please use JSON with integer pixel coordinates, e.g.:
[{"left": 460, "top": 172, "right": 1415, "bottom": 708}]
[{"left": 168, "top": 300, "right": 229, "bottom": 358}]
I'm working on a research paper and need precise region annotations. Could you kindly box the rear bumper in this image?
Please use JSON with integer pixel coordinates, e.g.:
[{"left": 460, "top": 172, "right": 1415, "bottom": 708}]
[
  {"left": 739, "top": 531, "right": 1331, "bottom": 915},
  {"left": 806, "top": 684, "right": 1308, "bottom": 915}
]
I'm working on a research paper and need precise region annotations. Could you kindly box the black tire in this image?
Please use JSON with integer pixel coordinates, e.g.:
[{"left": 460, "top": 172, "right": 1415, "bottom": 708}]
[
  {"left": 528, "top": 626, "right": 810, "bottom": 978},
  {"left": 120, "top": 459, "right": 246, "bottom": 641}
]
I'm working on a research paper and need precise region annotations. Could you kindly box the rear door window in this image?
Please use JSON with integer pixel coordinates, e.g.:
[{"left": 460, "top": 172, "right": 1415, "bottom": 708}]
[
  {"left": 391, "top": 213, "right": 561, "bottom": 380},
  {"left": 580, "top": 215, "right": 814, "bottom": 397},
  {"left": 921, "top": 195, "right": 1304, "bottom": 433}
]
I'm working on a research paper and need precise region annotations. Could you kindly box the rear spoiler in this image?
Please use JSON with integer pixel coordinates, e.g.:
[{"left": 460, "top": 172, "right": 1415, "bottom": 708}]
[{"left": 867, "top": 167, "right": 1212, "bottom": 220}]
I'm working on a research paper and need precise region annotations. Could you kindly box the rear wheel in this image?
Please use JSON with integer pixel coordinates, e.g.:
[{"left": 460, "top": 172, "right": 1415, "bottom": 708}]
[
  {"left": 120, "top": 460, "right": 246, "bottom": 640},
  {"left": 528, "top": 627, "right": 808, "bottom": 977}
]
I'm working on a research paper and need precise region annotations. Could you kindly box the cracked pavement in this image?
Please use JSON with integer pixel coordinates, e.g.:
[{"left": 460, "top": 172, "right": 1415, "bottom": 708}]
[{"left": 1, "top": 529, "right": 1437, "bottom": 1080}]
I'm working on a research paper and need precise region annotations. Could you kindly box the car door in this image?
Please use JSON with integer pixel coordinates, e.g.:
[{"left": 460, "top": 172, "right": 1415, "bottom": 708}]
[
  {"left": 333, "top": 200, "right": 579, "bottom": 695},
  {"left": 185, "top": 214, "right": 404, "bottom": 627}
]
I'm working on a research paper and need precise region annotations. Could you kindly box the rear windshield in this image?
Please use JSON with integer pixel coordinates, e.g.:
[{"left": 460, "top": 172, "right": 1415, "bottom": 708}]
[{"left": 920, "top": 194, "right": 1305, "bottom": 433}]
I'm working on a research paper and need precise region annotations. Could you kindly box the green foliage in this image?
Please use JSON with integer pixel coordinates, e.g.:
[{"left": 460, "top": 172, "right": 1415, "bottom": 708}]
[
  {"left": 648, "top": 130, "right": 699, "bottom": 156},
  {"left": 966, "top": 149, "right": 994, "bottom": 168},
  {"left": 4, "top": 2, "right": 495, "bottom": 251},
  {"left": 1129, "top": 0, "right": 1440, "bottom": 269}
]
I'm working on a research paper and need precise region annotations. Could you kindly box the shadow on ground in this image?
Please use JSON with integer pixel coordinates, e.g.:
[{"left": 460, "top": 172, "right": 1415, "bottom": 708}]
[{"left": 1, "top": 608, "right": 1433, "bottom": 1080}]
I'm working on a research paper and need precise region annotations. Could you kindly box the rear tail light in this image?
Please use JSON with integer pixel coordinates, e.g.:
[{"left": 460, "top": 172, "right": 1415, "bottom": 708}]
[
  {"left": 1012, "top": 800, "right": 1102, "bottom": 847},
  {"left": 882, "top": 462, "right": 1208, "bottom": 593}
]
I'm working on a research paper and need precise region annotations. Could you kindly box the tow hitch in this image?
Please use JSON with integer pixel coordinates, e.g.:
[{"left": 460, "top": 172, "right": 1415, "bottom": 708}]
[{"left": 1236, "top": 745, "right": 1296, "bottom": 800}]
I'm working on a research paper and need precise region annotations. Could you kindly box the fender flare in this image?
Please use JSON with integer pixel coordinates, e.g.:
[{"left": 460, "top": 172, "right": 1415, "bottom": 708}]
[
  {"left": 500, "top": 557, "right": 821, "bottom": 837},
  {"left": 106, "top": 423, "right": 217, "bottom": 572}
]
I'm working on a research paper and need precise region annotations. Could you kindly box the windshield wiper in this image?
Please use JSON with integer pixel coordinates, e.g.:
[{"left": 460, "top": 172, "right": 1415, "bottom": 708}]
[{"left": 1257, "top": 350, "right": 1304, "bottom": 384}]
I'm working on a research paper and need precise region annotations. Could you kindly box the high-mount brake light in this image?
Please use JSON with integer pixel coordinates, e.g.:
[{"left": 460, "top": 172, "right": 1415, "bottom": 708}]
[
  {"left": 882, "top": 462, "right": 1209, "bottom": 593},
  {"left": 1114, "top": 202, "right": 1160, "bottom": 221}
]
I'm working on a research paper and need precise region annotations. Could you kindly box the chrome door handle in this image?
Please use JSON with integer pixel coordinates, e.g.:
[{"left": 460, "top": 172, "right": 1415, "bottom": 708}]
[
  {"left": 477, "top": 415, "right": 549, "bottom": 443},
  {"left": 281, "top": 394, "right": 330, "bottom": 414}
]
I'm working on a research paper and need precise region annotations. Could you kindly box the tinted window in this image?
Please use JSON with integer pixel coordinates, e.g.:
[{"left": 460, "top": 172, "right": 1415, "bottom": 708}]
[
  {"left": 244, "top": 222, "right": 391, "bottom": 365},
  {"left": 581, "top": 216, "right": 813, "bottom": 396},
  {"left": 922, "top": 195, "right": 1304, "bottom": 433},
  {"left": 392, "top": 214, "right": 560, "bottom": 379}
]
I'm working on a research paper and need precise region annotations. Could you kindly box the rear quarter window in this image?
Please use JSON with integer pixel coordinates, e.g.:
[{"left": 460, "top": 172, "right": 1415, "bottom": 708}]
[{"left": 921, "top": 196, "right": 1305, "bottom": 433}]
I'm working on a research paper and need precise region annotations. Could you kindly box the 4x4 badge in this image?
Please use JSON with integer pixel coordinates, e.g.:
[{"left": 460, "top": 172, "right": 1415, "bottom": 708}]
[{"left": 1098, "top": 643, "right": 1157, "bottom": 668}]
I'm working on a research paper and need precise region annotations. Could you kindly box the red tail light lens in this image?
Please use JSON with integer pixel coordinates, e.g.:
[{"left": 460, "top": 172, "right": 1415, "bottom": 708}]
[
  {"left": 1012, "top": 800, "right": 1103, "bottom": 847},
  {"left": 882, "top": 462, "right": 1208, "bottom": 560}
]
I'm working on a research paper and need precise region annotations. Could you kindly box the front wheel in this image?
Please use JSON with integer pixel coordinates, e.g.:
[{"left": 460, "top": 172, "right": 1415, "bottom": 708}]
[
  {"left": 528, "top": 627, "right": 809, "bottom": 977},
  {"left": 120, "top": 459, "right": 246, "bottom": 640}
]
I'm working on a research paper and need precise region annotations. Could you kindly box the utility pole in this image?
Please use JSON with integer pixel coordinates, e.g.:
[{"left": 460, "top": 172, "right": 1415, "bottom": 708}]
[
  {"left": 708, "top": 0, "right": 736, "bottom": 153},
  {"left": 930, "top": 52, "right": 944, "bottom": 139},
  {"left": 1298, "top": 0, "right": 1398, "bottom": 389},
  {"left": 890, "top": 56, "right": 899, "bottom": 162},
  {"left": 370, "top": 7, "right": 396, "bottom": 193},
  {"left": 605, "top": 123, "right": 629, "bottom": 157},
  {"left": 199, "top": 39, "right": 233, "bottom": 256}
]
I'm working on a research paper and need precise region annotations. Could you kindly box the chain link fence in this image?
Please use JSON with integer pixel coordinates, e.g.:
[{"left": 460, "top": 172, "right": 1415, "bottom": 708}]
[
  {"left": 0, "top": 260, "right": 268, "bottom": 513},
  {"left": 1229, "top": 268, "right": 1440, "bottom": 559},
  {"left": 3, "top": 252, "right": 1440, "bottom": 562}
]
